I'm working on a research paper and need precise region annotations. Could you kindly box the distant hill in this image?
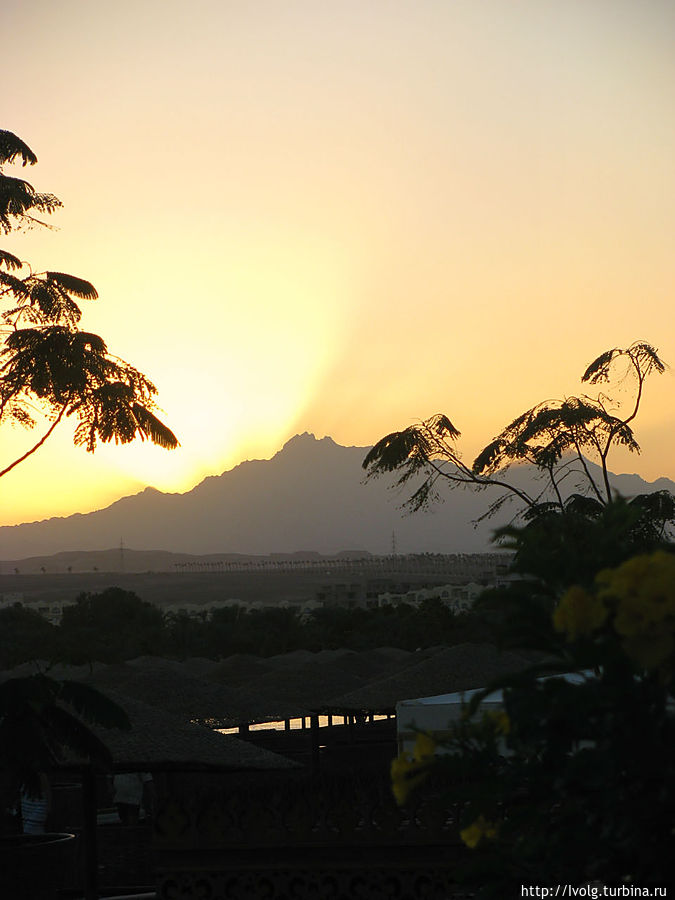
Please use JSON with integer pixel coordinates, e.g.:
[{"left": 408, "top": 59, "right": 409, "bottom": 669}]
[
  {"left": 0, "top": 547, "right": 373, "bottom": 576},
  {"left": 0, "top": 433, "right": 672, "bottom": 561}
]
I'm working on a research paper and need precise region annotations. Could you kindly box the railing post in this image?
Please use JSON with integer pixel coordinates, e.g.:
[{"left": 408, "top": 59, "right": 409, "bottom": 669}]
[
  {"left": 81, "top": 766, "right": 98, "bottom": 900},
  {"left": 310, "top": 715, "right": 320, "bottom": 773}
]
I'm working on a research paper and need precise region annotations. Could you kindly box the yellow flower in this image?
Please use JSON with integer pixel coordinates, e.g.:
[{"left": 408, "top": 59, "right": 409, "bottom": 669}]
[
  {"left": 460, "top": 814, "right": 498, "bottom": 849},
  {"left": 413, "top": 731, "right": 436, "bottom": 761},
  {"left": 598, "top": 552, "right": 675, "bottom": 630},
  {"left": 595, "top": 552, "right": 675, "bottom": 670},
  {"left": 492, "top": 710, "right": 511, "bottom": 735},
  {"left": 613, "top": 592, "right": 657, "bottom": 638},
  {"left": 482, "top": 709, "right": 510, "bottom": 735},
  {"left": 460, "top": 821, "right": 483, "bottom": 849},
  {"left": 390, "top": 752, "right": 429, "bottom": 806},
  {"left": 553, "top": 585, "right": 608, "bottom": 640}
]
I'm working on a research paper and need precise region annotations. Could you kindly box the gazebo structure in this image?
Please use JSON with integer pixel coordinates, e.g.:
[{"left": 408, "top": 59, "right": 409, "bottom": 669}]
[
  {"left": 60, "top": 691, "right": 301, "bottom": 900},
  {"left": 73, "top": 660, "right": 310, "bottom": 730},
  {"left": 2, "top": 643, "right": 539, "bottom": 897}
]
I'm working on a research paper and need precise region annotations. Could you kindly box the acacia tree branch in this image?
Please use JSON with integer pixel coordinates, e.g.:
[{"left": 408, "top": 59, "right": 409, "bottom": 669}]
[
  {"left": 597, "top": 350, "right": 645, "bottom": 502},
  {"left": 0, "top": 403, "right": 68, "bottom": 478},
  {"left": 423, "top": 454, "right": 537, "bottom": 509},
  {"left": 570, "top": 434, "right": 605, "bottom": 504},
  {"left": 573, "top": 417, "right": 611, "bottom": 501},
  {"left": 547, "top": 462, "right": 565, "bottom": 510}
]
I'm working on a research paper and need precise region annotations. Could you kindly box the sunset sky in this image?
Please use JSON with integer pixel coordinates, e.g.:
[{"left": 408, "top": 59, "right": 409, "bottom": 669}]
[{"left": 2, "top": 0, "right": 674, "bottom": 528}]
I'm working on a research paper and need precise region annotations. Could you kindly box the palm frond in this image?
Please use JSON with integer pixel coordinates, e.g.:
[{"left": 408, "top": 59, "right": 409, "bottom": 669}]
[
  {"left": 42, "top": 704, "right": 114, "bottom": 768},
  {"left": 58, "top": 680, "right": 131, "bottom": 730}
]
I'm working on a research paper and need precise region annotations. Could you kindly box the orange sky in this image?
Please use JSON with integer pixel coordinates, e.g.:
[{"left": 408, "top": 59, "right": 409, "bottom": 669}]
[{"left": 1, "top": 0, "right": 674, "bottom": 528}]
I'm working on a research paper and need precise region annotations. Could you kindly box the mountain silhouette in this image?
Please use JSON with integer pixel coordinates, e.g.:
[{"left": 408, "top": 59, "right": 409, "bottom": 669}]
[{"left": 0, "top": 432, "right": 672, "bottom": 559}]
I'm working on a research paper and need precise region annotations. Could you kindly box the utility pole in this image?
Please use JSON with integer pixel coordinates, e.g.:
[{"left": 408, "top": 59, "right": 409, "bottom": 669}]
[
  {"left": 119, "top": 537, "right": 125, "bottom": 573},
  {"left": 391, "top": 530, "right": 397, "bottom": 556}
]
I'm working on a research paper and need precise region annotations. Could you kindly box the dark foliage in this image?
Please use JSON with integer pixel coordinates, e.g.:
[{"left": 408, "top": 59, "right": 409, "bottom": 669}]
[
  {"left": 60, "top": 588, "right": 165, "bottom": 663},
  {"left": 0, "top": 128, "right": 178, "bottom": 473},
  {"left": 363, "top": 342, "right": 673, "bottom": 527},
  {"left": 1, "top": 589, "right": 491, "bottom": 670}
]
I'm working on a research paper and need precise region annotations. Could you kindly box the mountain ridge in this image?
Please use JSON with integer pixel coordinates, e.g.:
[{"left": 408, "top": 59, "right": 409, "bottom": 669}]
[{"left": 0, "top": 432, "right": 672, "bottom": 559}]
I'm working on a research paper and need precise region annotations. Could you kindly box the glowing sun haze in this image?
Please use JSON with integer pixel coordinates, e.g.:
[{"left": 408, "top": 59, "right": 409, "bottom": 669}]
[{"left": 1, "top": 0, "right": 674, "bottom": 527}]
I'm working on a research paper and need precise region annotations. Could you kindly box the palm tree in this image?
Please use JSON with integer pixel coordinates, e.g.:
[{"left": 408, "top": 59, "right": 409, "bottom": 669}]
[{"left": 0, "top": 672, "right": 130, "bottom": 796}]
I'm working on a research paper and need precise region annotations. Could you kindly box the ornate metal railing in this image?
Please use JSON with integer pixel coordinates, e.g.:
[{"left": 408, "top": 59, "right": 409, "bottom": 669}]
[{"left": 153, "top": 772, "right": 472, "bottom": 900}]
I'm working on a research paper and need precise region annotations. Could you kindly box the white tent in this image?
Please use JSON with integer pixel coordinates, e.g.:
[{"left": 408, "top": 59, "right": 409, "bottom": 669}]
[{"left": 396, "top": 671, "right": 591, "bottom": 755}]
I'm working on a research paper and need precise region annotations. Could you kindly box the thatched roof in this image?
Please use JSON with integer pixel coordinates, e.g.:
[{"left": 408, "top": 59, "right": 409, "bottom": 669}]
[
  {"left": 322, "top": 649, "right": 399, "bottom": 680},
  {"left": 228, "top": 660, "right": 367, "bottom": 713},
  {"left": 368, "top": 646, "right": 413, "bottom": 664},
  {"left": 0, "top": 669, "right": 299, "bottom": 771},
  {"left": 323, "top": 643, "right": 531, "bottom": 713},
  {"left": 83, "top": 691, "right": 300, "bottom": 771},
  {"left": 75, "top": 662, "right": 308, "bottom": 727},
  {"left": 2, "top": 644, "right": 535, "bottom": 724},
  {"left": 313, "top": 648, "right": 355, "bottom": 664},
  {"left": 180, "top": 656, "right": 221, "bottom": 677},
  {"left": 265, "top": 649, "right": 316, "bottom": 667},
  {"left": 126, "top": 655, "right": 219, "bottom": 678},
  {"left": 205, "top": 653, "right": 275, "bottom": 687}
]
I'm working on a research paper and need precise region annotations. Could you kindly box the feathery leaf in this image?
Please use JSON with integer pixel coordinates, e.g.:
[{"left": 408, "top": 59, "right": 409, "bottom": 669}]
[
  {"left": 45, "top": 271, "right": 98, "bottom": 300},
  {"left": 130, "top": 404, "right": 179, "bottom": 449},
  {"left": 0, "top": 130, "right": 38, "bottom": 166},
  {"left": 0, "top": 248, "right": 22, "bottom": 270}
]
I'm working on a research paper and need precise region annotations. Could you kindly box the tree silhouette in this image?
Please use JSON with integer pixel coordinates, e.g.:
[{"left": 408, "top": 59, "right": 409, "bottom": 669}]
[
  {"left": 0, "top": 129, "right": 178, "bottom": 478},
  {"left": 364, "top": 342, "right": 670, "bottom": 522},
  {"left": 0, "top": 129, "right": 167, "bottom": 794},
  {"left": 364, "top": 342, "right": 674, "bottom": 589}
]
